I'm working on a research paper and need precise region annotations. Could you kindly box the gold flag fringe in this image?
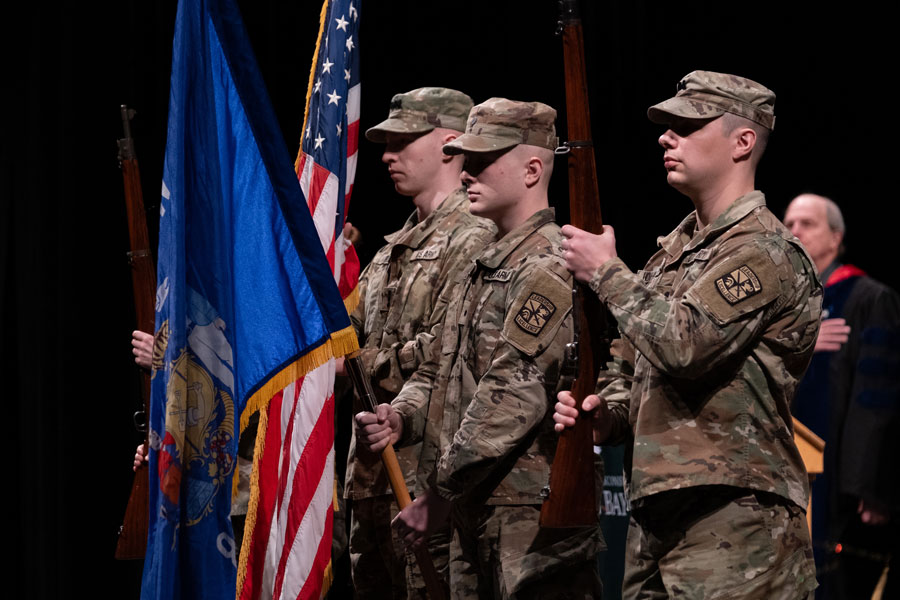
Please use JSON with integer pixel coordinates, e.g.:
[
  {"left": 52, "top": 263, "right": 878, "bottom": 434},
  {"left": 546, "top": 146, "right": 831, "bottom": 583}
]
[
  {"left": 240, "top": 325, "right": 359, "bottom": 434},
  {"left": 319, "top": 560, "right": 334, "bottom": 599},
  {"left": 236, "top": 399, "right": 269, "bottom": 599},
  {"left": 342, "top": 283, "right": 360, "bottom": 316}
]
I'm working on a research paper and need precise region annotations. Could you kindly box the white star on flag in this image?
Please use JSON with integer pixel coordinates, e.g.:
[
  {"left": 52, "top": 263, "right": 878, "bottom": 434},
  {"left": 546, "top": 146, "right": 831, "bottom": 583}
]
[
  {"left": 327, "top": 90, "right": 341, "bottom": 105},
  {"left": 335, "top": 15, "right": 349, "bottom": 31},
  {"left": 322, "top": 58, "right": 334, "bottom": 73},
  {"left": 344, "top": 68, "right": 351, "bottom": 83},
  {"left": 345, "top": 35, "right": 354, "bottom": 51},
  {"left": 314, "top": 134, "right": 325, "bottom": 149}
]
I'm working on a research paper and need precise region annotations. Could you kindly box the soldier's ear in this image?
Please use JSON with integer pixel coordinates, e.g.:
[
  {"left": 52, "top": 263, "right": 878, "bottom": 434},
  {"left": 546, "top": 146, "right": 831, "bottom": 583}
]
[
  {"left": 523, "top": 156, "right": 543, "bottom": 188},
  {"left": 441, "top": 132, "right": 460, "bottom": 163},
  {"left": 732, "top": 127, "right": 756, "bottom": 162}
]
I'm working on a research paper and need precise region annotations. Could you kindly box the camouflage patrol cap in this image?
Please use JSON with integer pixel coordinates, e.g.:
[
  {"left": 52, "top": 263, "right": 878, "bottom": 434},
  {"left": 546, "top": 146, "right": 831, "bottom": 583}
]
[
  {"left": 648, "top": 71, "right": 776, "bottom": 131},
  {"left": 365, "top": 87, "right": 473, "bottom": 142},
  {"left": 442, "top": 98, "right": 558, "bottom": 154}
]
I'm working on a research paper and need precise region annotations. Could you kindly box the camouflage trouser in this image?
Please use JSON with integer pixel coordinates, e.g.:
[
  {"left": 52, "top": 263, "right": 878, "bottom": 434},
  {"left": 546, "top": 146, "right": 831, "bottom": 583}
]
[
  {"left": 451, "top": 504, "right": 603, "bottom": 600},
  {"left": 349, "top": 495, "right": 451, "bottom": 599},
  {"left": 623, "top": 487, "right": 817, "bottom": 599}
]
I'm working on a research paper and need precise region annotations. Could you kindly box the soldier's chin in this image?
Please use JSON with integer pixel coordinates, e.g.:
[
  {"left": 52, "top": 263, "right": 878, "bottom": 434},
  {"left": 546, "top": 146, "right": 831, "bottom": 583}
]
[{"left": 393, "top": 181, "right": 417, "bottom": 197}]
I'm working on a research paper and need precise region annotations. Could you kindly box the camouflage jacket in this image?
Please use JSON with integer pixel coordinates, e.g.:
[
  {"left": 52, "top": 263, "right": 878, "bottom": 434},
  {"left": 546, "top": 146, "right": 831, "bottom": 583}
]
[
  {"left": 393, "top": 208, "right": 574, "bottom": 506},
  {"left": 345, "top": 188, "right": 495, "bottom": 500},
  {"left": 591, "top": 192, "right": 822, "bottom": 510}
]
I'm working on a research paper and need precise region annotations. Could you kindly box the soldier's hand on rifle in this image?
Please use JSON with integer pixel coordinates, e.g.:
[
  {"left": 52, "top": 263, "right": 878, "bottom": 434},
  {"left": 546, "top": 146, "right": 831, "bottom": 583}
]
[
  {"left": 133, "top": 443, "right": 148, "bottom": 471},
  {"left": 554, "top": 390, "right": 613, "bottom": 445},
  {"left": 355, "top": 403, "right": 403, "bottom": 452},
  {"left": 132, "top": 330, "right": 154, "bottom": 370},
  {"left": 560, "top": 224, "right": 618, "bottom": 283},
  {"left": 392, "top": 489, "right": 451, "bottom": 550}
]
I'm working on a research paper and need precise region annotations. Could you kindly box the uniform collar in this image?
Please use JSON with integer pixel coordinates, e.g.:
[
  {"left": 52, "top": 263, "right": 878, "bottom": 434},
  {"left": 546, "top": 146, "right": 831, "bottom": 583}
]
[
  {"left": 476, "top": 207, "right": 555, "bottom": 270},
  {"left": 658, "top": 191, "right": 766, "bottom": 259},
  {"left": 383, "top": 187, "right": 469, "bottom": 249}
]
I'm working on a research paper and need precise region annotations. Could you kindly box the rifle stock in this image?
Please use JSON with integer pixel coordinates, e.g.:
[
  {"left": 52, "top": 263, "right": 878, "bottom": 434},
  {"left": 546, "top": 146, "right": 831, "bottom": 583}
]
[
  {"left": 345, "top": 353, "right": 447, "bottom": 600},
  {"left": 115, "top": 105, "right": 155, "bottom": 560},
  {"left": 540, "top": 0, "right": 607, "bottom": 528}
]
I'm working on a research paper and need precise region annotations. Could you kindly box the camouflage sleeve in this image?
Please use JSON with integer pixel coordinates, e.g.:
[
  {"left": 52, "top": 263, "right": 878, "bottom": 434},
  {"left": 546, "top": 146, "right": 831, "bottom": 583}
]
[
  {"left": 589, "top": 239, "right": 817, "bottom": 379},
  {"left": 350, "top": 260, "right": 371, "bottom": 343},
  {"left": 432, "top": 265, "right": 572, "bottom": 502},
  {"left": 595, "top": 337, "right": 635, "bottom": 446},
  {"left": 390, "top": 318, "right": 444, "bottom": 447}
]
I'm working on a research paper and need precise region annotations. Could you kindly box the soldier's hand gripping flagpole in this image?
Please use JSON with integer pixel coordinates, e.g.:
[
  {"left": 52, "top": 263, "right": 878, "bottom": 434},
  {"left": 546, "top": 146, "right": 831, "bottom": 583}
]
[
  {"left": 540, "top": 0, "right": 609, "bottom": 528},
  {"left": 345, "top": 352, "right": 448, "bottom": 600}
]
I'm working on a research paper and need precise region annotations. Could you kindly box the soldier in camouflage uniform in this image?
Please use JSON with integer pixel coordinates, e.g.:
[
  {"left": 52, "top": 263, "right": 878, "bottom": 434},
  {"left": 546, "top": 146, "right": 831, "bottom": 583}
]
[
  {"left": 357, "top": 98, "right": 604, "bottom": 599},
  {"left": 555, "top": 71, "right": 822, "bottom": 598},
  {"left": 346, "top": 87, "right": 495, "bottom": 600}
]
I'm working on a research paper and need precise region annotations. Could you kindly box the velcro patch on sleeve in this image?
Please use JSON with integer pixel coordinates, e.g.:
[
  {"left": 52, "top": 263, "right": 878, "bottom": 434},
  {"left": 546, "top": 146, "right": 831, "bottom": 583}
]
[
  {"left": 685, "top": 246, "right": 783, "bottom": 325},
  {"left": 411, "top": 246, "right": 441, "bottom": 261},
  {"left": 715, "top": 265, "right": 762, "bottom": 305},
  {"left": 503, "top": 268, "right": 572, "bottom": 356},
  {"left": 515, "top": 293, "right": 557, "bottom": 335}
]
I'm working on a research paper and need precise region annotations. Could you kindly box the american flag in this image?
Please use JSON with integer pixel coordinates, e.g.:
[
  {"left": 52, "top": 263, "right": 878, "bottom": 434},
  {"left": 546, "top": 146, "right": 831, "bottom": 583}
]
[{"left": 237, "top": 1, "right": 361, "bottom": 599}]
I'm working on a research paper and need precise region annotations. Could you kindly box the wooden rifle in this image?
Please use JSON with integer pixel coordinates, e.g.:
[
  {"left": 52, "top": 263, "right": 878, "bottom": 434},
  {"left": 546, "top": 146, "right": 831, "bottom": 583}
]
[
  {"left": 115, "top": 105, "right": 155, "bottom": 559},
  {"left": 345, "top": 352, "right": 447, "bottom": 600},
  {"left": 540, "top": 0, "right": 608, "bottom": 528}
]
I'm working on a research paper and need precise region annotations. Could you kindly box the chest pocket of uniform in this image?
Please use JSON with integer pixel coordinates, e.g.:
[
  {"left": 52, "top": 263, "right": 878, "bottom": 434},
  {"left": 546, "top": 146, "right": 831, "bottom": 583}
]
[
  {"left": 384, "top": 261, "right": 432, "bottom": 334},
  {"left": 452, "top": 273, "right": 509, "bottom": 380},
  {"left": 672, "top": 248, "right": 712, "bottom": 297}
]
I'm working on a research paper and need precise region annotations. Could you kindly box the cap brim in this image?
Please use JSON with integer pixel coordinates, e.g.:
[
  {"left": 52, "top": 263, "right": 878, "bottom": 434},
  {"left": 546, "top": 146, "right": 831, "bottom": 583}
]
[
  {"left": 364, "top": 118, "right": 435, "bottom": 143},
  {"left": 442, "top": 133, "right": 519, "bottom": 155},
  {"left": 647, "top": 97, "right": 725, "bottom": 125}
]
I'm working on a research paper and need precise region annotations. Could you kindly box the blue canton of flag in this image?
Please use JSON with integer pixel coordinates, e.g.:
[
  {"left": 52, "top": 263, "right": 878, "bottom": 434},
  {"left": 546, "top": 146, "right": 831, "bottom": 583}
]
[{"left": 140, "top": 1, "right": 357, "bottom": 599}]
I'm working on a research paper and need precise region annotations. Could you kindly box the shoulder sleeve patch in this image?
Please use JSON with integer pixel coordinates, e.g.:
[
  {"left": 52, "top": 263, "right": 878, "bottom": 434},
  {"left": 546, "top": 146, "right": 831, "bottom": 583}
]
[
  {"left": 685, "top": 245, "right": 785, "bottom": 325},
  {"left": 502, "top": 267, "right": 572, "bottom": 356},
  {"left": 515, "top": 293, "right": 557, "bottom": 334},
  {"left": 714, "top": 264, "right": 763, "bottom": 305}
]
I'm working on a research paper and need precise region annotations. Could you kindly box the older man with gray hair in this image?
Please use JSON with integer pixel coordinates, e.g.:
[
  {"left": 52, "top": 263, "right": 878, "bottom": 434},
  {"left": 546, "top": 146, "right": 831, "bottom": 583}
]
[{"left": 786, "top": 193, "right": 900, "bottom": 599}]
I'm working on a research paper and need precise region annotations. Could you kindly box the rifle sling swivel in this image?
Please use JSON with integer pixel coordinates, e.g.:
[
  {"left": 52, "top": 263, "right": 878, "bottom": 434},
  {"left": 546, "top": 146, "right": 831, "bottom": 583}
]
[{"left": 554, "top": 140, "right": 593, "bottom": 155}]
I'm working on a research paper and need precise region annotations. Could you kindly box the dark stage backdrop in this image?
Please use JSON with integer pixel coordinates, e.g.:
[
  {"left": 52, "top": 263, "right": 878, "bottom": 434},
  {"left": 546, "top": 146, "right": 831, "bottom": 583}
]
[{"left": 4, "top": 1, "right": 893, "bottom": 597}]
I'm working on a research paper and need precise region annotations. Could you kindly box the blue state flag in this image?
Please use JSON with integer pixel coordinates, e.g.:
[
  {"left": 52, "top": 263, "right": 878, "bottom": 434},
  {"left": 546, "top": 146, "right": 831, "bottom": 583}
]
[{"left": 140, "top": 1, "right": 357, "bottom": 598}]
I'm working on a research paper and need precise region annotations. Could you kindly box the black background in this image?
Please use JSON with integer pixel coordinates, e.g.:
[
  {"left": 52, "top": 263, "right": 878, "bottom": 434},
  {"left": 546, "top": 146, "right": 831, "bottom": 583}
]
[{"left": 4, "top": 1, "right": 893, "bottom": 597}]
